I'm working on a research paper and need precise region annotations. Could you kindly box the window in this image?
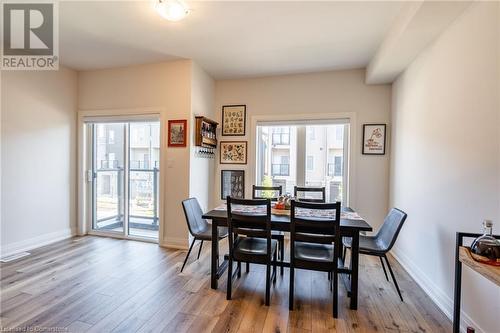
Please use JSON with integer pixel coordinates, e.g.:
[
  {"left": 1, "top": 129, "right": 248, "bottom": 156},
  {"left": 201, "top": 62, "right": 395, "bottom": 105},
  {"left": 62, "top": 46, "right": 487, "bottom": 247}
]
[
  {"left": 336, "top": 127, "right": 343, "bottom": 140},
  {"left": 306, "top": 156, "right": 314, "bottom": 171},
  {"left": 272, "top": 155, "right": 290, "bottom": 176},
  {"left": 108, "top": 130, "right": 115, "bottom": 144},
  {"left": 257, "top": 122, "right": 349, "bottom": 203},
  {"left": 272, "top": 127, "right": 290, "bottom": 145},
  {"left": 334, "top": 156, "right": 342, "bottom": 176},
  {"left": 308, "top": 128, "right": 316, "bottom": 140}
]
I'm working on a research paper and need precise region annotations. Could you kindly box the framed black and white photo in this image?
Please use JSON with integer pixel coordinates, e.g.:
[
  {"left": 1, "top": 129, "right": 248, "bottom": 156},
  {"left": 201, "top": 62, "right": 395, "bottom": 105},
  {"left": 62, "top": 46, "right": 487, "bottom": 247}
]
[
  {"left": 221, "top": 170, "right": 245, "bottom": 199},
  {"left": 362, "top": 124, "right": 386, "bottom": 155},
  {"left": 222, "top": 105, "right": 246, "bottom": 136}
]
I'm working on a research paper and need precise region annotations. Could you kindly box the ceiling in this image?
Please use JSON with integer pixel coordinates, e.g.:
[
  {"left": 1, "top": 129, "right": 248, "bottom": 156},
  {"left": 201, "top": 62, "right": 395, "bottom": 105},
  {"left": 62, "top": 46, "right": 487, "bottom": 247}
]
[{"left": 60, "top": 1, "right": 404, "bottom": 79}]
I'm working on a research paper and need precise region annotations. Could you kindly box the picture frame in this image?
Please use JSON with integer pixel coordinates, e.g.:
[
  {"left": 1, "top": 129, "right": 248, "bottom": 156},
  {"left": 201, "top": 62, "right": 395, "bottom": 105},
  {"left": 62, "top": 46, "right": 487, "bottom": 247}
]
[
  {"left": 220, "top": 141, "right": 247, "bottom": 164},
  {"left": 362, "top": 124, "right": 386, "bottom": 155},
  {"left": 221, "top": 170, "right": 245, "bottom": 199},
  {"left": 222, "top": 105, "right": 246, "bottom": 136},
  {"left": 168, "top": 119, "right": 187, "bottom": 147}
]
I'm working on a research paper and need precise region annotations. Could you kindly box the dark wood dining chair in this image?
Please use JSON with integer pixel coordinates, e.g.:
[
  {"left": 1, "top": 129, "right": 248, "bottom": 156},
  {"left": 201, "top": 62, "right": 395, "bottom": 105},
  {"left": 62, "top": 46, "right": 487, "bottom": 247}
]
[
  {"left": 226, "top": 197, "right": 278, "bottom": 306},
  {"left": 252, "top": 185, "right": 285, "bottom": 275},
  {"left": 289, "top": 200, "right": 341, "bottom": 317},
  {"left": 294, "top": 186, "right": 326, "bottom": 203},
  {"left": 181, "top": 198, "right": 228, "bottom": 272},
  {"left": 342, "top": 208, "right": 407, "bottom": 301}
]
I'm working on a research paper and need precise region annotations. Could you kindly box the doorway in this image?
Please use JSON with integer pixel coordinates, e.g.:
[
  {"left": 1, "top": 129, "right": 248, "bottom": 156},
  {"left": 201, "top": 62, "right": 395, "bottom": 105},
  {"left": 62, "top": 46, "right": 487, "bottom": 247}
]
[{"left": 87, "top": 120, "right": 160, "bottom": 241}]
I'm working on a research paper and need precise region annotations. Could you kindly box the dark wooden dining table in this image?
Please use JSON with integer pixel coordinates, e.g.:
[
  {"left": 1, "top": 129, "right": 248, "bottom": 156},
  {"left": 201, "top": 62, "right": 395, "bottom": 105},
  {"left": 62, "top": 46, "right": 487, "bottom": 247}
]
[{"left": 202, "top": 207, "right": 372, "bottom": 310}]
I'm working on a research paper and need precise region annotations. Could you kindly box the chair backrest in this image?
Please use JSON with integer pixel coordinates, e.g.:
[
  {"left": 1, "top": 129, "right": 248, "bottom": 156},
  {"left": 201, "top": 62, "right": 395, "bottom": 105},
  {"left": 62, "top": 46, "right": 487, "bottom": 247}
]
[
  {"left": 374, "top": 208, "right": 408, "bottom": 253},
  {"left": 294, "top": 186, "right": 326, "bottom": 203},
  {"left": 181, "top": 198, "right": 209, "bottom": 237},
  {"left": 252, "top": 185, "right": 282, "bottom": 201},
  {"left": 290, "top": 200, "right": 341, "bottom": 244},
  {"left": 226, "top": 197, "right": 271, "bottom": 239}
]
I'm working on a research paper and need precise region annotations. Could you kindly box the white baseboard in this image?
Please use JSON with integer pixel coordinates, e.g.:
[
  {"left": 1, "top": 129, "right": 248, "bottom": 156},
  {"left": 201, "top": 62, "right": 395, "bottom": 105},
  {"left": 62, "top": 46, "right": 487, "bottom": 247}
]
[
  {"left": 0, "top": 227, "right": 76, "bottom": 259},
  {"left": 160, "top": 237, "right": 188, "bottom": 250},
  {"left": 391, "top": 248, "right": 484, "bottom": 333}
]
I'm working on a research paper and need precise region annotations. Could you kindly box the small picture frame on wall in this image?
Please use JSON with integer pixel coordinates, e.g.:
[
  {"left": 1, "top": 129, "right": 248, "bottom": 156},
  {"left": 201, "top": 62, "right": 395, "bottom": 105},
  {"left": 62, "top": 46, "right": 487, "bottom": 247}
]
[
  {"left": 220, "top": 141, "right": 247, "bottom": 164},
  {"left": 168, "top": 120, "right": 187, "bottom": 147},
  {"left": 362, "top": 124, "right": 386, "bottom": 155},
  {"left": 221, "top": 170, "right": 245, "bottom": 199},
  {"left": 222, "top": 105, "right": 246, "bottom": 136}
]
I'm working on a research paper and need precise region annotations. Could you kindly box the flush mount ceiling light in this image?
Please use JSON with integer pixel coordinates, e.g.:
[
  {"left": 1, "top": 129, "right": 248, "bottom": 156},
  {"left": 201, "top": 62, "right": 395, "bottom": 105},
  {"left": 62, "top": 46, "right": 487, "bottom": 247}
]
[{"left": 155, "top": 0, "right": 189, "bottom": 22}]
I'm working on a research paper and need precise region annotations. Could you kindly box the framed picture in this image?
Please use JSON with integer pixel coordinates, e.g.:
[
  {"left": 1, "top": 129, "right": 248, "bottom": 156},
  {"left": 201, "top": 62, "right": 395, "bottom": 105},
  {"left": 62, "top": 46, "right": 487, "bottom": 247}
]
[
  {"left": 222, "top": 105, "right": 246, "bottom": 136},
  {"left": 221, "top": 170, "right": 245, "bottom": 199},
  {"left": 362, "top": 124, "right": 386, "bottom": 155},
  {"left": 168, "top": 120, "right": 187, "bottom": 147},
  {"left": 220, "top": 141, "right": 247, "bottom": 164}
]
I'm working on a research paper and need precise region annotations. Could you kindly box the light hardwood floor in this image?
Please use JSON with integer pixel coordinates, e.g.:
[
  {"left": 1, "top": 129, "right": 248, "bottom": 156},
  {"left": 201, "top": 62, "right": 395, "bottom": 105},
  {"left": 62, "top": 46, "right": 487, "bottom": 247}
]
[{"left": 0, "top": 236, "right": 451, "bottom": 332}]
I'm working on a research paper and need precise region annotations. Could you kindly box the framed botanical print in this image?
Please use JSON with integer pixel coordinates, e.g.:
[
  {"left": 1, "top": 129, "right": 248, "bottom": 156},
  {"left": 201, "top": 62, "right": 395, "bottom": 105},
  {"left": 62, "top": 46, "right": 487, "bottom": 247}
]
[
  {"left": 220, "top": 141, "right": 247, "bottom": 164},
  {"left": 221, "top": 170, "right": 245, "bottom": 199},
  {"left": 362, "top": 124, "right": 386, "bottom": 155},
  {"left": 222, "top": 105, "right": 246, "bottom": 136},
  {"left": 168, "top": 120, "right": 187, "bottom": 147}
]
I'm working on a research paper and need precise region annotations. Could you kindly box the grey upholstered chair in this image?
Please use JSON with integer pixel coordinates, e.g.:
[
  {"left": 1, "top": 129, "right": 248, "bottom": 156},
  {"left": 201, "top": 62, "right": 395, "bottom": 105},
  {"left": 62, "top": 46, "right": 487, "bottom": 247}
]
[
  {"left": 343, "top": 208, "right": 407, "bottom": 301},
  {"left": 181, "top": 198, "right": 228, "bottom": 272}
]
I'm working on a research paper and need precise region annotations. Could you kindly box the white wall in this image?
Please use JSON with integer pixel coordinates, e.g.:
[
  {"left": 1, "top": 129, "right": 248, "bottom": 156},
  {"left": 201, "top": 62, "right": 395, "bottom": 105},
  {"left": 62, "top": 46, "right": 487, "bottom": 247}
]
[
  {"left": 390, "top": 3, "right": 499, "bottom": 332},
  {"left": 215, "top": 69, "right": 392, "bottom": 229},
  {"left": 78, "top": 60, "right": 193, "bottom": 248},
  {"left": 189, "top": 63, "right": 216, "bottom": 212},
  {"left": 1, "top": 67, "right": 78, "bottom": 256}
]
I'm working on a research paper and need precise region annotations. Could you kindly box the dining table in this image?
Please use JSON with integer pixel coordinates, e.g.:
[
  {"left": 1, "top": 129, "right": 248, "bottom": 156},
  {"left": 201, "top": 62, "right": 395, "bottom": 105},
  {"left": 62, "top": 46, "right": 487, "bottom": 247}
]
[{"left": 202, "top": 206, "right": 372, "bottom": 310}]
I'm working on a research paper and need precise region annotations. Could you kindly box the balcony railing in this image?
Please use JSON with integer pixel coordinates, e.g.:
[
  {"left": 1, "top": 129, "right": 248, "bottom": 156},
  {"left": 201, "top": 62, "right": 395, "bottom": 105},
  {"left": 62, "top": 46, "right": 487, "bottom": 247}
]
[
  {"left": 95, "top": 162, "right": 160, "bottom": 236},
  {"left": 272, "top": 163, "right": 290, "bottom": 176}
]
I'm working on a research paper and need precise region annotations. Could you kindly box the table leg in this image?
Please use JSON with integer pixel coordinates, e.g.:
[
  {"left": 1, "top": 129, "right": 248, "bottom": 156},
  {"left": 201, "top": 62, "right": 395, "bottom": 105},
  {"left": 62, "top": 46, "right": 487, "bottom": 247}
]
[
  {"left": 350, "top": 231, "right": 360, "bottom": 310},
  {"left": 211, "top": 221, "right": 219, "bottom": 289},
  {"left": 452, "top": 233, "right": 463, "bottom": 333}
]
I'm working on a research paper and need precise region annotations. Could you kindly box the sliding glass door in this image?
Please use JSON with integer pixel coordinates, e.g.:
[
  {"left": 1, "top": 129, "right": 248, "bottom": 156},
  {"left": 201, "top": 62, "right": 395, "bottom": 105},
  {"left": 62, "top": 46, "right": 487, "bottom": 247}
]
[
  {"left": 93, "top": 122, "right": 126, "bottom": 233},
  {"left": 89, "top": 120, "right": 160, "bottom": 240},
  {"left": 256, "top": 121, "right": 349, "bottom": 204}
]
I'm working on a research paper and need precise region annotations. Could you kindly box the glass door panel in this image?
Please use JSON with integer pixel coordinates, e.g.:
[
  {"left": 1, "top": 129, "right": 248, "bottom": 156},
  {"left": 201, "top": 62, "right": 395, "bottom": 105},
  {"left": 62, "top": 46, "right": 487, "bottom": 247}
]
[
  {"left": 256, "top": 125, "right": 297, "bottom": 195},
  {"left": 93, "top": 123, "right": 126, "bottom": 232},
  {"left": 305, "top": 124, "right": 348, "bottom": 203},
  {"left": 257, "top": 122, "right": 349, "bottom": 204},
  {"left": 128, "top": 122, "right": 160, "bottom": 239}
]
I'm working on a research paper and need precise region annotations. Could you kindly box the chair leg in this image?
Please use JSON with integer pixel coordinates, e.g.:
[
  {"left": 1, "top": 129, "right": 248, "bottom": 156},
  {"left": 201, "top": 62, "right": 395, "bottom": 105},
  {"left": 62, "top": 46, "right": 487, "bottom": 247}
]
[
  {"left": 333, "top": 269, "right": 338, "bottom": 318},
  {"left": 246, "top": 262, "right": 249, "bottom": 273},
  {"left": 273, "top": 248, "right": 278, "bottom": 284},
  {"left": 197, "top": 240, "right": 204, "bottom": 260},
  {"left": 265, "top": 263, "right": 271, "bottom": 306},
  {"left": 289, "top": 266, "right": 294, "bottom": 310},
  {"left": 384, "top": 255, "right": 403, "bottom": 302},
  {"left": 237, "top": 261, "right": 241, "bottom": 278},
  {"left": 181, "top": 239, "right": 196, "bottom": 272},
  {"left": 227, "top": 258, "right": 233, "bottom": 300},
  {"left": 379, "top": 256, "right": 389, "bottom": 281},
  {"left": 280, "top": 238, "right": 284, "bottom": 276}
]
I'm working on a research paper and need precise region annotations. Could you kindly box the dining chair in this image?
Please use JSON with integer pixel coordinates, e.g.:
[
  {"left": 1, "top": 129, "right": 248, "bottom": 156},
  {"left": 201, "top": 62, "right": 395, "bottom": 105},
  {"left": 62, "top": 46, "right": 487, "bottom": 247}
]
[
  {"left": 181, "top": 198, "right": 228, "bottom": 272},
  {"left": 294, "top": 186, "right": 326, "bottom": 203},
  {"left": 289, "top": 200, "right": 341, "bottom": 317},
  {"left": 342, "top": 208, "right": 407, "bottom": 301},
  {"left": 226, "top": 197, "right": 278, "bottom": 306},
  {"left": 252, "top": 185, "right": 285, "bottom": 275}
]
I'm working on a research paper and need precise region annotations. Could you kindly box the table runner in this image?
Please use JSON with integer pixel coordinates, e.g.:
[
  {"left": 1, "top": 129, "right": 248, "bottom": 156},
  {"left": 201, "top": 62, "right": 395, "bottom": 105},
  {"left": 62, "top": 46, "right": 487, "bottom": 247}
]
[{"left": 213, "top": 204, "right": 364, "bottom": 220}]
